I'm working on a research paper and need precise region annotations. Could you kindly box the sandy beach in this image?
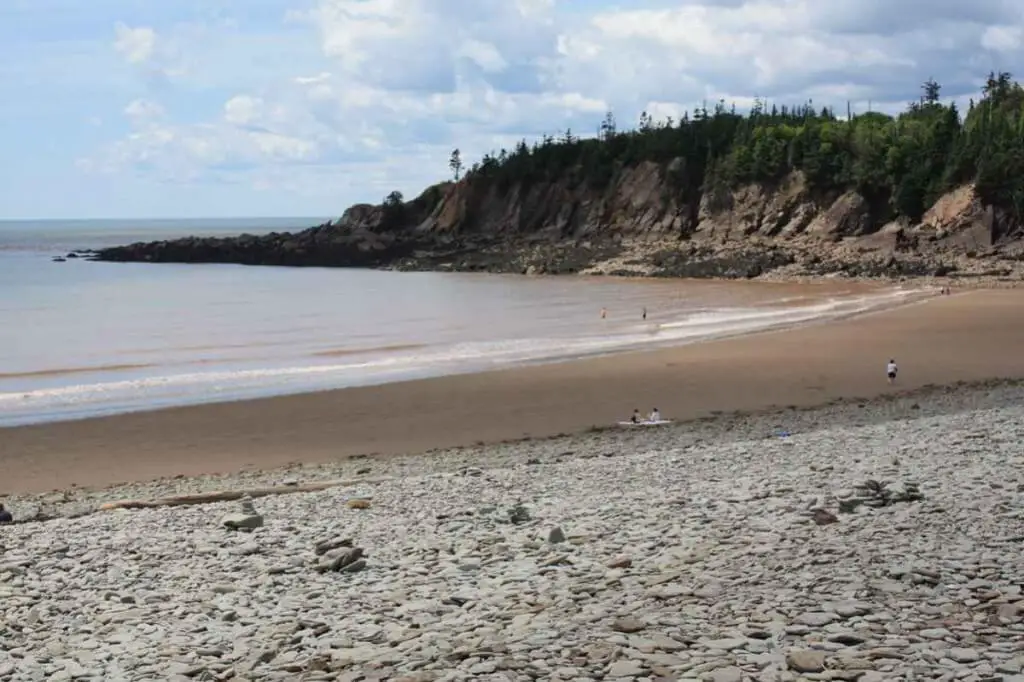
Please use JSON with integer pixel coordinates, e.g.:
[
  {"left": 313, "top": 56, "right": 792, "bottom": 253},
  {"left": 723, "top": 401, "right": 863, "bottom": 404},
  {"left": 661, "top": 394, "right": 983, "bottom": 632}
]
[{"left": 3, "top": 288, "right": 1024, "bottom": 494}]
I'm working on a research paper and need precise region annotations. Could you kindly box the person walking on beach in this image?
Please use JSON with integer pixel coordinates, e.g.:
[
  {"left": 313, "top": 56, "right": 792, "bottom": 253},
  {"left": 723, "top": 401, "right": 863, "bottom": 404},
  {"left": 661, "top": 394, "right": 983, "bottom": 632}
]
[{"left": 886, "top": 358, "right": 898, "bottom": 384}]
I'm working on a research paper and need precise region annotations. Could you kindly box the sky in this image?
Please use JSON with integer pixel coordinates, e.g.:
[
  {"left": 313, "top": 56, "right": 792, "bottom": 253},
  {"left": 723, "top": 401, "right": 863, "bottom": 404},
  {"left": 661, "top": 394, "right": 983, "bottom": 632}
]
[{"left": 1, "top": 0, "right": 1022, "bottom": 220}]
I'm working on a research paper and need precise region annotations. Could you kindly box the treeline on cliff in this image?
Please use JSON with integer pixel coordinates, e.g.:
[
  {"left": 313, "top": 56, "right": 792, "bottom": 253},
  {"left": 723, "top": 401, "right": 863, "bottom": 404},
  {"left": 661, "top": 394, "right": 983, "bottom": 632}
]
[{"left": 451, "top": 72, "right": 1024, "bottom": 225}]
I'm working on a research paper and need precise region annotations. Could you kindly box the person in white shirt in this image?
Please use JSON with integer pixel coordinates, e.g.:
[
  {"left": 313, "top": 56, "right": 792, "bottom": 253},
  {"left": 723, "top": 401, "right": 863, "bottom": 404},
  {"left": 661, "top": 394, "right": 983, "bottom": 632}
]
[
  {"left": 649, "top": 408, "right": 661, "bottom": 422},
  {"left": 886, "top": 359, "right": 898, "bottom": 384}
]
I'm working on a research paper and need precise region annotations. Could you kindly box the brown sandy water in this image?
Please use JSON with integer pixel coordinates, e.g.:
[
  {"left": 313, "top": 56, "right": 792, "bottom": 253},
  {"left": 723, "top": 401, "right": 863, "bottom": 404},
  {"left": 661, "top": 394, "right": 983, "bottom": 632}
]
[{"left": 0, "top": 260, "right": 915, "bottom": 426}]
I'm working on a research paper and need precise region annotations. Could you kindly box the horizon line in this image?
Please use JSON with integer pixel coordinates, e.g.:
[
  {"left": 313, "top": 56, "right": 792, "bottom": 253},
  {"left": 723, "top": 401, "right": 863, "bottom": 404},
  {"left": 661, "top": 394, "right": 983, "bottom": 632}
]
[{"left": 0, "top": 215, "right": 335, "bottom": 223}]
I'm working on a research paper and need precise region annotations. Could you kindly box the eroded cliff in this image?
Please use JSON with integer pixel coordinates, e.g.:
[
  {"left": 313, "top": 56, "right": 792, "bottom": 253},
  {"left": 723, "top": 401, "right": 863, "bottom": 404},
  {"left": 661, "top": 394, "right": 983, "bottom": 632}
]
[{"left": 96, "top": 163, "right": 1024, "bottom": 280}]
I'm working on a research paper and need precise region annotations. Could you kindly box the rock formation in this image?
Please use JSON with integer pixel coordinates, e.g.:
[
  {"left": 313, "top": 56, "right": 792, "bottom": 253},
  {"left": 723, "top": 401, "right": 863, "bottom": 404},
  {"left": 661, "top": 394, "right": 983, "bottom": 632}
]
[{"left": 94, "top": 170, "right": 1024, "bottom": 280}]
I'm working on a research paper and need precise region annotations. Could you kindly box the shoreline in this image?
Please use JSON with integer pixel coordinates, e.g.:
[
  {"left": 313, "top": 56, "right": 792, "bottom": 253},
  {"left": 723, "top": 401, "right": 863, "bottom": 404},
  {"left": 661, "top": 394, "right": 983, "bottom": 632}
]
[
  {"left": 0, "top": 280, "right": 924, "bottom": 428},
  {"left": 3, "top": 288, "right": 1024, "bottom": 495}
]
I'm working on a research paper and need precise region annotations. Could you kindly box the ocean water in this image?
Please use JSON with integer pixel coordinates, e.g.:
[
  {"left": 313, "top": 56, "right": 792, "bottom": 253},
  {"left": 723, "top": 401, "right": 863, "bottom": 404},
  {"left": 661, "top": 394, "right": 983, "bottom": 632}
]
[{"left": 0, "top": 218, "right": 924, "bottom": 426}]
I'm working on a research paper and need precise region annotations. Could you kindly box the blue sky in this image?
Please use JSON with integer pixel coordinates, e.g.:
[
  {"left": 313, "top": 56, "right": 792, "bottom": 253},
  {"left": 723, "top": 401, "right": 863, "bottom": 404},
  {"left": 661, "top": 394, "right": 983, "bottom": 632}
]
[{"left": 1, "top": 0, "right": 1022, "bottom": 220}]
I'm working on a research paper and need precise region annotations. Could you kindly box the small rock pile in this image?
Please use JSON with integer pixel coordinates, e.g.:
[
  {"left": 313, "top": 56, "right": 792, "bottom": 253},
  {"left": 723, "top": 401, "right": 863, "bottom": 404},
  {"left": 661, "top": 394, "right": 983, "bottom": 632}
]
[
  {"left": 839, "top": 478, "right": 924, "bottom": 513},
  {"left": 313, "top": 536, "right": 367, "bottom": 573},
  {"left": 508, "top": 501, "right": 531, "bottom": 524},
  {"left": 220, "top": 497, "right": 264, "bottom": 530}
]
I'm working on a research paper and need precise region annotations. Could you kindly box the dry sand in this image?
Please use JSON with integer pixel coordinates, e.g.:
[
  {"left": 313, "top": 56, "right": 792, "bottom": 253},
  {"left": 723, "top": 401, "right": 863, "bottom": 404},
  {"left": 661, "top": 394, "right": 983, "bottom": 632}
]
[{"left": 2, "top": 288, "right": 1024, "bottom": 494}]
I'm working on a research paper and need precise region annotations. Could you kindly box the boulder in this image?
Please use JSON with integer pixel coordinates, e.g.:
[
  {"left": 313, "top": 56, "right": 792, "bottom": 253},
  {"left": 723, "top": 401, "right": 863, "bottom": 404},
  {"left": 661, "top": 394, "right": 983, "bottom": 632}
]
[{"left": 787, "top": 649, "right": 826, "bottom": 673}]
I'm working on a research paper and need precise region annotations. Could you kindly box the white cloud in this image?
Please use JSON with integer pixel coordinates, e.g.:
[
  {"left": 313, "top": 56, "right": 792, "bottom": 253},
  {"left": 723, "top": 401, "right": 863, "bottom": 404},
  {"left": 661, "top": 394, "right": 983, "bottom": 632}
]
[
  {"left": 123, "top": 98, "right": 164, "bottom": 125},
  {"left": 111, "top": 20, "right": 199, "bottom": 82},
  {"left": 113, "top": 22, "right": 156, "bottom": 64},
  {"left": 89, "top": 121, "right": 320, "bottom": 179},
  {"left": 223, "top": 95, "right": 264, "bottom": 127},
  {"left": 981, "top": 25, "right": 1023, "bottom": 52},
  {"left": 294, "top": 73, "right": 332, "bottom": 85},
  {"left": 458, "top": 40, "right": 508, "bottom": 73},
  {"left": 86, "top": 0, "right": 1024, "bottom": 208}
]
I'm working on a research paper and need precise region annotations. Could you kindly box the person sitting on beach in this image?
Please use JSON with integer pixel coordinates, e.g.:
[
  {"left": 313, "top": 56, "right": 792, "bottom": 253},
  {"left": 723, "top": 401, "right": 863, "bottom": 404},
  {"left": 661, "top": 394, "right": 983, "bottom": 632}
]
[
  {"left": 630, "top": 409, "right": 642, "bottom": 424},
  {"left": 649, "top": 408, "right": 661, "bottom": 422},
  {"left": 0, "top": 504, "right": 12, "bottom": 524},
  {"left": 886, "top": 359, "right": 898, "bottom": 384}
]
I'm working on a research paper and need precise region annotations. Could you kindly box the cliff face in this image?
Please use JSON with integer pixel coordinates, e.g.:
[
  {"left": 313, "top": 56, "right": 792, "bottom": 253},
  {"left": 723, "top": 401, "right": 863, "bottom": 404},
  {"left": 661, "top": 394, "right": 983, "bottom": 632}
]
[{"left": 96, "top": 162, "right": 1024, "bottom": 280}]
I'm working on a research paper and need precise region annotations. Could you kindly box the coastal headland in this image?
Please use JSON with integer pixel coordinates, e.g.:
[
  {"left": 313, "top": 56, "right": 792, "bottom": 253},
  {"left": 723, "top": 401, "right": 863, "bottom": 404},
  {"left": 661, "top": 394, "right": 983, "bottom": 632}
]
[{"left": 93, "top": 74, "right": 1024, "bottom": 282}]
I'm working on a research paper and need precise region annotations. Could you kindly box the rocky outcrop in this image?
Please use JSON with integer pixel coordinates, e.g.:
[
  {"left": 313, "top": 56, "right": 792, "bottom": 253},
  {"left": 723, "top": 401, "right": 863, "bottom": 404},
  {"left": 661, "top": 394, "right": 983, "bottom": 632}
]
[{"left": 95, "top": 164, "right": 1024, "bottom": 280}]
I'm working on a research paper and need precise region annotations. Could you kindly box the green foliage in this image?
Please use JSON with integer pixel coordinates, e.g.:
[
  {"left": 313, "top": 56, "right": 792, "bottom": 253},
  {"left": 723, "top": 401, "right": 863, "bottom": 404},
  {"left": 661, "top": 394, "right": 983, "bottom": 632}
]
[
  {"left": 448, "top": 149, "right": 462, "bottom": 181},
  {"left": 381, "top": 190, "right": 405, "bottom": 228},
  {"left": 461, "top": 72, "right": 1024, "bottom": 223}
]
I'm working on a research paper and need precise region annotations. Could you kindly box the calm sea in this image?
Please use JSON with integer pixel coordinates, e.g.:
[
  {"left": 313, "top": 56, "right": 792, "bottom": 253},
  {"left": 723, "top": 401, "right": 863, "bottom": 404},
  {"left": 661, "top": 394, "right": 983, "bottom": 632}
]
[{"left": 0, "top": 218, "right": 922, "bottom": 426}]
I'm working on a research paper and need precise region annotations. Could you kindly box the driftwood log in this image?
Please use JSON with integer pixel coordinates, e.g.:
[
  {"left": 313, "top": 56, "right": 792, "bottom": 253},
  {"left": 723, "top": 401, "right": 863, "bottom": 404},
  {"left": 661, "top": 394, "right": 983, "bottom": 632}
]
[{"left": 97, "top": 477, "right": 387, "bottom": 511}]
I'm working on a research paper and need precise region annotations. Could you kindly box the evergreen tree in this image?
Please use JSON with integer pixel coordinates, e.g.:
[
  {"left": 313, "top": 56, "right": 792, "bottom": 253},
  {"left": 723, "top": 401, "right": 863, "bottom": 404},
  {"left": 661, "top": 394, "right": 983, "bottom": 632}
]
[
  {"left": 448, "top": 149, "right": 463, "bottom": 181},
  {"left": 381, "top": 190, "right": 405, "bottom": 228},
  {"left": 452, "top": 73, "right": 1024, "bottom": 224}
]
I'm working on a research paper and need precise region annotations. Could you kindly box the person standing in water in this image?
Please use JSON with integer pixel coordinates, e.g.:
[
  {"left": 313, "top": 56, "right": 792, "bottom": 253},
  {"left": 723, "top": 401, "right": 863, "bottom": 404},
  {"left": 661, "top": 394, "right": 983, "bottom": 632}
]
[
  {"left": 886, "top": 358, "right": 898, "bottom": 384},
  {"left": 642, "top": 307, "right": 647, "bottom": 320},
  {"left": 601, "top": 307, "right": 607, "bottom": 319}
]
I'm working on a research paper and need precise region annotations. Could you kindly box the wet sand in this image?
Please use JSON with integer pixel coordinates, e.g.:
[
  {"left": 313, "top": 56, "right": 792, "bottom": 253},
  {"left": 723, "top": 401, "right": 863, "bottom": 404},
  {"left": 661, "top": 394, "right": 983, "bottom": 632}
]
[{"left": 2, "top": 289, "right": 1024, "bottom": 494}]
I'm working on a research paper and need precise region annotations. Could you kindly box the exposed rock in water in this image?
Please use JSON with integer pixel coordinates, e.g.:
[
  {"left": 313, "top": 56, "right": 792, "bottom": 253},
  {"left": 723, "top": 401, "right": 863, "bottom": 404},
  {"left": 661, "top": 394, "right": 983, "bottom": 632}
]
[{"left": 92, "top": 170, "right": 1024, "bottom": 280}]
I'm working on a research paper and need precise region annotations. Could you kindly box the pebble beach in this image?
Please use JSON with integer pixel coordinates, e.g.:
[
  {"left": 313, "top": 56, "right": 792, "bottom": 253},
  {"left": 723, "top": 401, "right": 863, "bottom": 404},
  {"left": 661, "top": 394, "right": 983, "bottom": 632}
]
[{"left": 2, "top": 380, "right": 1024, "bottom": 681}]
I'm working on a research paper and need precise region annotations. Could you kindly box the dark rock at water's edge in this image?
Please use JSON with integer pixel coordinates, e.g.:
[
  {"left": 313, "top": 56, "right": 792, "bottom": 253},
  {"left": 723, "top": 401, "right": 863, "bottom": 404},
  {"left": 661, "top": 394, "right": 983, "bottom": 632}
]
[{"left": 97, "top": 227, "right": 425, "bottom": 269}]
